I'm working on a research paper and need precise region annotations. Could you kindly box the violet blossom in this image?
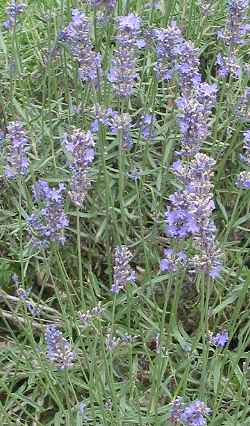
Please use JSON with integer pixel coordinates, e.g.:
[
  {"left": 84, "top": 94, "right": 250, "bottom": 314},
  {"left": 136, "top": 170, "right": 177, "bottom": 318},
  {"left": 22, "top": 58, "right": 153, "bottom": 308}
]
[
  {"left": 4, "top": 121, "right": 29, "bottom": 179},
  {"left": 3, "top": 1, "right": 26, "bottom": 30},
  {"left": 45, "top": 325, "right": 76, "bottom": 369},
  {"left": 111, "top": 245, "right": 136, "bottom": 293},
  {"left": 63, "top": 129, "right": 96, "bottom": 207},
  {"left": 169, "top": 398, "right": 211, "bottom": 426},
  {"left": 165, "top": 154, "right": 223, "bottom": 278},
  {"left": 61, "top": 9, "right": 102, "bottom": 83},
  {"left": 208, "top": 330, "right": 229, "bottom": 348},
  {"left": 27, "top": 180, "right": 68, "bottom": 248},
  {"left": 108, "top": 14, "right": 145, "bottom": 97}
]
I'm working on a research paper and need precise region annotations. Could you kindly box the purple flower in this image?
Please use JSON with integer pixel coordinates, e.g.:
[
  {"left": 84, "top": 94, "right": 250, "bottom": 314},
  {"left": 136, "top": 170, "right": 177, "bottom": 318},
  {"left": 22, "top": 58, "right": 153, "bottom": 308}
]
[
  {"left": 216, "top": 53, "right": 241, "bottom": 78},
  {"left": 4, "top": 121, "right": 29, "bottom": 179},
  {"left": 176, "top": 82, "right": 217, "bottom": 156},
  {"left": 160, "top": 248, "right": 187, "bottom": 273},
  {"left": 91, "top": 105, "right": 133, "bottom": 149},
  {"left": 209, "top": 330, "right": 229, "bottom": 348},
  {"left": 79, "top": 302, "right": 104, "bottom": 325},
  {"left": 61, "top": 9, "right": 102, "bottom": 83},
  {"left": 165, "top": 154, "right": 223, "bottom": 278},
  {"left": 109, "top": 112, "right": 133, "bottom": 150},
  {"left": 236, "top": 171, "right": 250, "bottom": 188},
  {"left": 108, "top": 14, "right": 144, "bottom": 97},
  {"left": 170, "top": 397, "right": 183, "bottom": 423},
  {"left": 27, "top": 181, "right": 68, "bottom": 247},
  {"left": 154, "top": 22, "right": 201, "bottom": 93},
  {"left": 45, "top": 325, "right": 76, "bottom": 369},
  {"left": 3, "top": 1, "right": 26, "bottom": 30},
  {"left": 64, "top": 129, "right": 95, "bottom": 170},
  {"left": 111, "top": 245, "right": 136, "bottom": 293},
  {"left": 180, "top": 400, "right": 211, "bottom": 426},
  {"left": 239, "top": 129, "right": 250, "bottom": 165},
  {"left": 169, "top": 399, "right": 210, "bottom": 426},
  {"left": 139, "top": 114, "right": 157, "bottom": 141},
  {"left": 64, "top": 129, "right": 96, "bottom": 206},
  {"left": 218, "top": 0, "right": 249, "bottom": 46}
]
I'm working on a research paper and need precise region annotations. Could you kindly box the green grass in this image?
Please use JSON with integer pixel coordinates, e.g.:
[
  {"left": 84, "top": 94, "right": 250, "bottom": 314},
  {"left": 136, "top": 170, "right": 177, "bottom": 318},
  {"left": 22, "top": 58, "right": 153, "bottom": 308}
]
[{"left": 0, "top": 0, "right": 250, "bottom": 425}]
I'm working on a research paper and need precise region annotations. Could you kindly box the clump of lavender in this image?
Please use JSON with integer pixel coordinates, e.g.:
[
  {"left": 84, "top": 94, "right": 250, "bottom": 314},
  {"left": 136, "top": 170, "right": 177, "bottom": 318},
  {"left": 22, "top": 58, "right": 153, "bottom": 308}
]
[
  {"left": 111, "top": 245, "right": 136, "bottom": 293},
  {"left": 3, "top": 1, "right": 26, "bottom": 30},
  {"left": 176, "top": 82, "right": 217, "bottom": 156},
  {"left": 63, "top": 129, "right": 96, "bottom": 207},
  {"left": 169, "top": 398, "right": 211, "bottom": 425},
  {"left": 45, "top": 325, "right": 76, "bottom": 369},
  {"left": 27, "top": 181, "right": 68, "bottom": 248},
  {"left": 153, "top": 22, "right": 201, "bottom": 93},
  {"left": 109, "top": 14, "right": 145, "bottom": 97},
  {"left": 165, "top": 154, "right": 223, "bottom": 278},
  {"left": 208, "top": 330, "right": 229, "bottom": 348},
  {"left": 79, "top": 302, "right": 104, "bottom": 325},
  {"left": 4, "top": 121, "right": 29, "bottom": 179},
  {"left": 61, "top": 9, "right": 102, "bottom": 83},
  {"left": 236, "top": 88, "right": 250, "bottom": 122},
  {"left": 217, "top": 0, "right": 250, "bottom": 78},
  {"left": 160, "top": 248, "right": 187, "bottom": 273}
]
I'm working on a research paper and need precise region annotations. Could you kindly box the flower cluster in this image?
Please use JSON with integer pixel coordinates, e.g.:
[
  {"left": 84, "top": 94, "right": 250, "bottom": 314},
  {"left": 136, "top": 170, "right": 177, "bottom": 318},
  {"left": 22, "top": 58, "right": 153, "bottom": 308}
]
[
  {"left": 165, "top": 154, "right": 222, "bottom": 278},
  {"left": 3, "top": 1, "right": 26, "bottom": 30},
  {"left": 139, "top": 113, "right": 157, "bottom": 141},
  {"left": 170, "top": 398, "right": 211, "bottom": 426},
  {"left": 61, "top": 9, "right": 102, "bottom": 83},
  {"left": 160, "top": 248, "right": 187, "bottom": 273},
  {"left": 27, "top": 180, "right": 68, "bottom": 248},
  {"left": 217, "top": 0, "right": 250, "bottom": 78},
  {"left": 79, "top": 302, "right": 104, "bottom": 325},
  {"left": 64, "top": 129, "right": 96, "bottom": 206},
  {"left": 45, "top": 325, "right": 76, "bottom": 369},
  {"left": 109, "top": 14, "right": 145, "bottom": 97},
  {"left": 92, "top": 105, "right": 133, "bottom": 150},
  {"left": 176, "top": 82, "right": 217, "bottom": 156},
  {"left": 208, "top": 330, "right": 229, "bottom": 348},
  {"left": 154, "top": 22, "right": 201, "bottom": 93},
  {"left": 4, "top": 121, "right": 29, "bottom": 179},
  {"left": 111, "top": 245, "right": 136, "bottom": 293}
]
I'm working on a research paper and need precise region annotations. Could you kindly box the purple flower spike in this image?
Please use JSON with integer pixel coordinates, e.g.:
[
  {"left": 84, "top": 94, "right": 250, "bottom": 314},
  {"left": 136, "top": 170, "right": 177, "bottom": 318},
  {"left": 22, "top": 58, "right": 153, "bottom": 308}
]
[
  {"left": 4, "top": 121, "right": 30, "bottom": 179},
  {"left": 108, "top": 14, "right": 144, "bottom": 97},
  {"left": 64, "top": 128, "right": 96, "bottom": 207},
  {"left": 111, "top": 246, "right": 136, "bottom": 294},
  {"left": 45, "top": 325, "right": 76, "bottom": 369},
  {"left": 27, "top": 181, "right": 68, "bottom": 247},
  {"left": 160, "top": 248, "right": 187, "bottom": 273},
  {"left": 3, "top": 1, "right": 26, "bottom": 30},
  {"left": 61, "top": 9, "right": 102, "bottom": 84}
]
